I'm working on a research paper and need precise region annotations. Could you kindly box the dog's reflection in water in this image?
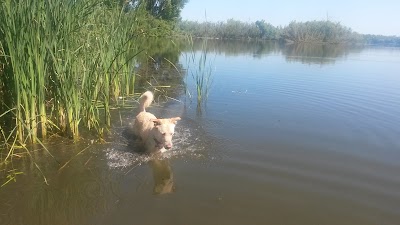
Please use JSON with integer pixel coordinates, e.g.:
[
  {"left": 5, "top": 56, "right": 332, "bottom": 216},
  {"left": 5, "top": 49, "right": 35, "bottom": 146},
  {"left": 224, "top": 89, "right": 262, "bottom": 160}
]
[{"left": 149, "top": 158, "right": 174, "bottom": 195}]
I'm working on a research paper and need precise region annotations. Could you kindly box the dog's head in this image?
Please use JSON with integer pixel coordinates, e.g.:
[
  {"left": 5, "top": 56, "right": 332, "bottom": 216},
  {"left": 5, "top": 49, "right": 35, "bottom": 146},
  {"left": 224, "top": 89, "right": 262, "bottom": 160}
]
[{"left": 152, "top": 117, "right": 181, "bottom": 150}]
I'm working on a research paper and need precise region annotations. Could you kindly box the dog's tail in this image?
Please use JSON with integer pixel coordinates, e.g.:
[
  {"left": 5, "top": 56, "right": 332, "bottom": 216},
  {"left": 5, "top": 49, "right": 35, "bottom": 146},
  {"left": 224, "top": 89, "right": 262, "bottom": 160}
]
[{"left": 139, "top": 91, "right": 154, "bottom": 112}]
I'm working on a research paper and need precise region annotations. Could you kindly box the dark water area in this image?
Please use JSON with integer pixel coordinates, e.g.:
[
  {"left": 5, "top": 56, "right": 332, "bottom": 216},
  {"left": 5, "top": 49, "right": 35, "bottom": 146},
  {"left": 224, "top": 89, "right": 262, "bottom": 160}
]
[{"left": 1, "top": 40, "right": 400, "bottom": 225}]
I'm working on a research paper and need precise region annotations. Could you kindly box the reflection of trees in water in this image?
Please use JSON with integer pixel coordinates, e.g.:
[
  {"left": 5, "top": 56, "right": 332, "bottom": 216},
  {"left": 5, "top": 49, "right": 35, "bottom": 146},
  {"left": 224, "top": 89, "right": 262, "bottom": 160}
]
[
  {"left": 134, "top": 38, "right": 185, "bottom": 97},
  {"left": 283, "top": 43, "right": 363, "bottom": 65},
  {"left": 188, "top": 39, "right": 364, "bottom": 65},
  {"left": 134, "top": 39, "right": 367, "bottom": 97},
  {"left": 188, "top": 39, "right": 281, "bottom": 57},
  {"left": 130, "top": 38, "right": 368, "bottom": 106}
]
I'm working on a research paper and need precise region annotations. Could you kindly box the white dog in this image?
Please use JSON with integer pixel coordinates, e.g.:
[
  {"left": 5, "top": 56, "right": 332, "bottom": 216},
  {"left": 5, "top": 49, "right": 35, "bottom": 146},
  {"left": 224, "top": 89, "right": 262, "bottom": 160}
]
[{"left": 134, "top": 91, "right": 181, "bottom": 153}]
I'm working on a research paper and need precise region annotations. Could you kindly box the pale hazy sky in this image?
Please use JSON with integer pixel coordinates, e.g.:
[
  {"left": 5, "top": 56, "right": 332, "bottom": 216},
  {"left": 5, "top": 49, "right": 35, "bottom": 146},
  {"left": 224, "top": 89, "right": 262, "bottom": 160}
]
[{"left": 180, "top": 0, "right": 400, "bottom": 36}]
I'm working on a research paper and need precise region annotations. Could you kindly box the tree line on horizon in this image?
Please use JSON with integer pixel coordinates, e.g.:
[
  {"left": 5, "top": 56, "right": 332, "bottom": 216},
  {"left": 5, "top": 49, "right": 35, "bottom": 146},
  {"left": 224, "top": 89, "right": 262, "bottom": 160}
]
[{"left": 178, "top": 19, "right": 400, "bottom": 46}]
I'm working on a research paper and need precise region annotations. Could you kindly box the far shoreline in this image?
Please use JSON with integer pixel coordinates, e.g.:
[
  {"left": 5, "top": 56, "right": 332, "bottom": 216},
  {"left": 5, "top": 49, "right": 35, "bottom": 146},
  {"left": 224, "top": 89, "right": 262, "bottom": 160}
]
[{"left": 178, "top": 19, "right": 400, "bottom": 47}]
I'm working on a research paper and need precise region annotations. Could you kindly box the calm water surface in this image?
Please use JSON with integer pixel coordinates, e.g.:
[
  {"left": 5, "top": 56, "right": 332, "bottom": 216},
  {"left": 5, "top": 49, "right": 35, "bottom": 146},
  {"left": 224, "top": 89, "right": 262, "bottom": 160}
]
[{"left": 1, "top": 41, "right": 400, "bottom": 225}]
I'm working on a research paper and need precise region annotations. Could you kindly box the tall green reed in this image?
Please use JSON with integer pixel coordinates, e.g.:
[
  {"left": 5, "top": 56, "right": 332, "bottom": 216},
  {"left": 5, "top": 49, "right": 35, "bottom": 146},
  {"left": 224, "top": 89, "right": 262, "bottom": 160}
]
[
  {"left": 0, "top": 0, "right": 140, "bottom": 146},
  {"left": 0, "top": 0, "right": 52, "bottom": 142},
  {"left": 88, "top": 6, "right": 140, "bottom": 127},
  {"left": 185, "top": 38, "right": 214, "bottom": 107}
]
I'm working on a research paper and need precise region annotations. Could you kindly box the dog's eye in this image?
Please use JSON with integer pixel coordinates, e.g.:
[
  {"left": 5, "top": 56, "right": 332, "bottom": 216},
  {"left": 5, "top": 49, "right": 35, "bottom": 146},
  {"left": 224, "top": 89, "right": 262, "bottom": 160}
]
[{"left": 162, "top": 133, "right": 166, "bottom": 136}]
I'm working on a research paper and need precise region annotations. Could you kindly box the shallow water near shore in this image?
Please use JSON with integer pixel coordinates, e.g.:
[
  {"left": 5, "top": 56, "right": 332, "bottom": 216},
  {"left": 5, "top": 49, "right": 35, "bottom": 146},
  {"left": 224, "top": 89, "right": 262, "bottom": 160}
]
[{"left": 1, "top": 41, "right": 400, "bottom": 225}]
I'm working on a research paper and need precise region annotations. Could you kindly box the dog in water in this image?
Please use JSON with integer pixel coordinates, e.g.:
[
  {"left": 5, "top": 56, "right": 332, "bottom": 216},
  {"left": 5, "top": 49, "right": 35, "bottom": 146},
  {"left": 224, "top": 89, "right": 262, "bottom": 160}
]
[{"left": 134, "top": 91, "right": 181, "bottom": 153}]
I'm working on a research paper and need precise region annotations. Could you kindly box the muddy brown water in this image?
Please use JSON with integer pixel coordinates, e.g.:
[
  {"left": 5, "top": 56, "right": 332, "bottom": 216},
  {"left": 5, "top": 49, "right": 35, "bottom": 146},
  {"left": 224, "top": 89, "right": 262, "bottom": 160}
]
[{"left": 1, "top": 41, "right": 400, "bottom": 225}]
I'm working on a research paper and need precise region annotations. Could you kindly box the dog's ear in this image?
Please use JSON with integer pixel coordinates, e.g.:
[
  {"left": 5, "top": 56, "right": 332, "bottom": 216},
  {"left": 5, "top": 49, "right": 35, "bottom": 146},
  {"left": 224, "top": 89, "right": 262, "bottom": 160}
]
[
  {"left": 170, "top": 117, "right": 181, "bottom": 124},
  {"left": 151, "top": 119, "right": 162, "bottom": 126}
]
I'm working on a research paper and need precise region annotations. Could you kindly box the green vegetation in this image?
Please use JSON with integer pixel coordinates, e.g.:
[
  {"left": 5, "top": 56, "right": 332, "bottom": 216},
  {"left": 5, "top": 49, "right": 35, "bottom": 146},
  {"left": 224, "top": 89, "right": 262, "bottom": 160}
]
[
  {"left": 184, "top": 39, "right": 214, "bottom": 108},
  {"left": 0, "top": 0, "right": 187, "bottom": 165},
  {"left": 179, "top": 19, "right": 399, "bottom": 46},
  {"left": 139, "top": 0, "right": 189, "bottom": 22},
  {"left": 1, "top": 0, "right": 398, "bottom": 185},
  {"left": 280, "top": 21, "right": 361, "bottom": 44},
  {"left": 179, "top": 19, "right": 262, "bottom": 40},
  {"left": 363, "top": 34, "right": 400, "bottom": 46}
]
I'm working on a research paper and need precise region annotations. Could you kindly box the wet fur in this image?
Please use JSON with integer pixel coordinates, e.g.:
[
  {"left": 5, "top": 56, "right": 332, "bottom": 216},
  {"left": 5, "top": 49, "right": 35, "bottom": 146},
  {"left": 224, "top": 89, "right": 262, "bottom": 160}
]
[{"left": 134, "top": 91, "right": 181, "bottom": 153}]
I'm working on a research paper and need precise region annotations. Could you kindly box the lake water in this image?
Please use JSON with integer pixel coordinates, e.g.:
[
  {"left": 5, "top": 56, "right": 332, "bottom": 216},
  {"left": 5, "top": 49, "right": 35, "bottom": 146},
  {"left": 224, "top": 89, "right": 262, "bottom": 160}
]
[{"left": 1, "top": 40, "right": 400, "bottom": 225}]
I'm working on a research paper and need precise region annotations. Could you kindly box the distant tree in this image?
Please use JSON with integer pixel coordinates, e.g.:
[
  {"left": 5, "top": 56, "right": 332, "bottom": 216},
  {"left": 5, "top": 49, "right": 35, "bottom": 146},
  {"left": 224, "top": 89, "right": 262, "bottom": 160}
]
[
  {"left": 280, "top": 20, "right": 359, "bottom": 43},
  {"left": 126, "top": 0, "right": 188, "bottom": 21},
  {"left": 363, "top": 34, "right": 400, "bottom": 46},
  {"left": 179, "top": 19, "right": 267, "bottom": 40},
  {"left": 255, "top": 20, "right": 278, "bottom": 39}
]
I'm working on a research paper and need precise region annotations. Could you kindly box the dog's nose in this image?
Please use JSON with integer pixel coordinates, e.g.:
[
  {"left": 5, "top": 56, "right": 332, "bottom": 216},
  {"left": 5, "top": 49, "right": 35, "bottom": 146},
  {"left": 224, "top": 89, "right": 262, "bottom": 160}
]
[{"left": 165, "top": 144, "right": 172, "bottom": 149}]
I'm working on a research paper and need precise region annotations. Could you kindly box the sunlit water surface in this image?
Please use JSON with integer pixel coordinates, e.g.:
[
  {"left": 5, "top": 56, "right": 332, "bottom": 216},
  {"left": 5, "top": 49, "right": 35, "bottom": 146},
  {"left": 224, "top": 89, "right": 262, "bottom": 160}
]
[{"left": 1, "top": 42, "right": 400, "bottom": 225}]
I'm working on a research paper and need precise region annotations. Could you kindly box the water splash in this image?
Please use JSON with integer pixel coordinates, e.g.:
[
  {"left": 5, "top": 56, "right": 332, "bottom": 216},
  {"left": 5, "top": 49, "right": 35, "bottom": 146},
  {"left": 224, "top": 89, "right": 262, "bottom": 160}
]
[
  {"left": 104, "top": 124, "right": 210, "bottom": 170},
  {"left": 105, "top": 148, "right": 150, "bottom": 169}
]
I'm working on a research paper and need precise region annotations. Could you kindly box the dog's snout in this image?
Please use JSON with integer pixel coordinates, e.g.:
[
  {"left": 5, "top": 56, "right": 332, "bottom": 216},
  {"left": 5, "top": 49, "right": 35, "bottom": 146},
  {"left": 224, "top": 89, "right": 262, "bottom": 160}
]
[{"left": 165, "top": 144, "right": 173, "bottom": 149}]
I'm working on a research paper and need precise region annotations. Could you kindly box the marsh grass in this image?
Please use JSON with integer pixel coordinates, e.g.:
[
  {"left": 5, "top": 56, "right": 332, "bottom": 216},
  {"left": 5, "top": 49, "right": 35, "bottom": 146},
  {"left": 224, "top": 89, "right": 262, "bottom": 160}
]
[
  {"left": 0, "top": 0, "right": 143, "bottom": 174},
  {"left": 184, "top": 38, "right": 215, "bottom": 108}
]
